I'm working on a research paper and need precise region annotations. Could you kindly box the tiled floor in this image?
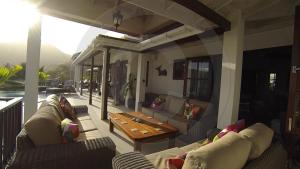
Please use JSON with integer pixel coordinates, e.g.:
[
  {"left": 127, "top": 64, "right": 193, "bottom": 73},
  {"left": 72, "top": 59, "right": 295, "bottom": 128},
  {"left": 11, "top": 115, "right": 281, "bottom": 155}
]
[{"left": 66, "top": 92, "right": 173, "bottom": 155}]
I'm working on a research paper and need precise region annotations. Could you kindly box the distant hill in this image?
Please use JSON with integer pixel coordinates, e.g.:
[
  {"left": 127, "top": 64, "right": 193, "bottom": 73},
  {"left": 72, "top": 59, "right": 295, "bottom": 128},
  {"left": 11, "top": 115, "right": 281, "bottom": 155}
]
[{"left": 0, "top": 42, "right": 71, "bottom": 70}]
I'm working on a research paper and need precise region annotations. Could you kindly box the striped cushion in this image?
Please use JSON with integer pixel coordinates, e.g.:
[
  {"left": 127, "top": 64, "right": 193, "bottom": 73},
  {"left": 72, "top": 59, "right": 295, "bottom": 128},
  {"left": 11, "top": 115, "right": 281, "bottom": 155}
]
[{"left": 113, "top": 152, "right": 154, "bottom": 169}]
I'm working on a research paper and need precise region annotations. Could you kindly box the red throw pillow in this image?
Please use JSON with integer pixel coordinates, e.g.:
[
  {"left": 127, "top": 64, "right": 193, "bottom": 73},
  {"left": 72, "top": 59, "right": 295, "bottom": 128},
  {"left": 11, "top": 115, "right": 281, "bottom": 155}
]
[
  {"left": 213, "top": 119, "right": 246, "bottom": 142},
  {"left": 166, "top": 153, "right": 187, "bottom": 169},
  {"left": 61, "top": 118, "right": 79, "bottom": 144},
  {"left": 190, "top": 105, "right": 201, "bottom": 119},
  {"left": 60, "top": 96, "right": 76, "bottom": 120}
]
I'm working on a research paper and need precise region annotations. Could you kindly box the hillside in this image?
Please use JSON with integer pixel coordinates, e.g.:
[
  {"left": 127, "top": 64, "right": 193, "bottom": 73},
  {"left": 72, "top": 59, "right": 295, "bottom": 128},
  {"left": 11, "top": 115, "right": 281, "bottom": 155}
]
[{"left": 0, "top": 42, "right": 71, "bottom": 70}]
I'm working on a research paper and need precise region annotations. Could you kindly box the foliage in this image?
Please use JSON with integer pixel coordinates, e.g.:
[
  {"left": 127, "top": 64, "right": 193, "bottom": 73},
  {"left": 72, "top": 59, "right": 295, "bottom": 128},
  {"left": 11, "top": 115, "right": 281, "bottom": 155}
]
[
  {"left": 121, "top": 73, "right": 136, "bottom": 99},
  {"left": 38, "top": 66, "right": 49, "bottom": 81},
  {"left": 0, "top": 65, "right": 23, "bottom": 87},
  {"left": 47, "top": 63, "right": 71, "bottom": 81}
]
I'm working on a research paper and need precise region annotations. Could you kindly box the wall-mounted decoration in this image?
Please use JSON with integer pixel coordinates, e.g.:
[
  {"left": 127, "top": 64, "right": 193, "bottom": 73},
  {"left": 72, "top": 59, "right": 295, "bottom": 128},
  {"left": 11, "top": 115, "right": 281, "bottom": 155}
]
[
  {"left": 155, "top": 65, "right": 167, "bottom": 76},
  {"left": 173, "top": 59, "right": 185, "bottom": 80}
]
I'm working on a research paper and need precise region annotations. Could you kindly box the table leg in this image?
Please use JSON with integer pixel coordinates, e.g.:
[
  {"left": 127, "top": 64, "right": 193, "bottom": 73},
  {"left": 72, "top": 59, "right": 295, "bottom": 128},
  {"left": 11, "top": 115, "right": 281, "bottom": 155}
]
[
  {"left": 134, "top": 141, "right": 142, "bottom": 151},
  {"left": 109, "top": 119, "right": 114, "bottom": 133},
  {"left": 168, "top": 134, "right": 176, "bottom": 148}
]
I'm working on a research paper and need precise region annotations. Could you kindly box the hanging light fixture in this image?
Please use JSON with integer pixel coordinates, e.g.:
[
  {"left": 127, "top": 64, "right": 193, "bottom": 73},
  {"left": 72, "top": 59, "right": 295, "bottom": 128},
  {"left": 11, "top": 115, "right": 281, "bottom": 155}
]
[{"left": 113, "top": 10, "right": 123, "bottom": 30}]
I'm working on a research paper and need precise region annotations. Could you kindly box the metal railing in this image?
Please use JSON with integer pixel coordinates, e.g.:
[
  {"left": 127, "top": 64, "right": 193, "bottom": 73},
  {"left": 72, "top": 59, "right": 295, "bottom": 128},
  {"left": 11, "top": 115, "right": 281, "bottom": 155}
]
[{"left": 0, "top": 97, "right": 22, "bottom": 169}]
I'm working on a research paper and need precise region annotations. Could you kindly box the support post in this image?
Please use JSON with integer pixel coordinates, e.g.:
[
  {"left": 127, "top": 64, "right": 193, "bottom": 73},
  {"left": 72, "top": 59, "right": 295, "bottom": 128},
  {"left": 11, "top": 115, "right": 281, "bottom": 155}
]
[
  {"left": 97, "top": 66, "right": 102, "bottom": 95},
  {"left": 24, "top": 16, "right": 41, "bottom": 122},
  {"left": 217, "top": 10, "right": 245, "bottom": 129},
  {"left": 101, "top": 48, "right": 110, "bottom": 120},
  {"left": 89, "top": 56, "right": 95, "bottom": 105},
  {"left": 74, "top": 65, "right": 81, "bottom": 91},
  {"left": 135, "top": 53, "right": 146, "bottom": 112},
  {"left": 80, "top": 65, "right": 84, "bottom": 96}
]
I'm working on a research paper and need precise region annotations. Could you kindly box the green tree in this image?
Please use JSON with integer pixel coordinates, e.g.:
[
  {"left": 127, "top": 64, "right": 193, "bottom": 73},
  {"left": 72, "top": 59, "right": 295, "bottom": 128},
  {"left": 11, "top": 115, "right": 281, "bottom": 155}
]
[
  {"left": 38, "top": 66, "right": 49, "bottom": 81},
  {"left": 0, "top": 65, "right": 23, "bottom": 87},
  {"left": 47, "top": 63, "right": 71, "bottom": 81}
]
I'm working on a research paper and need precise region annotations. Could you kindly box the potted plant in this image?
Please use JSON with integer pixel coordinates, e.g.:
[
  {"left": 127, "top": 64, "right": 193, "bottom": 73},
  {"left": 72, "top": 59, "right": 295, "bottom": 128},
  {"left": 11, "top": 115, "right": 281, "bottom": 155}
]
[{"left": 121, "top": 73, "right": 136, "bottom": 109}]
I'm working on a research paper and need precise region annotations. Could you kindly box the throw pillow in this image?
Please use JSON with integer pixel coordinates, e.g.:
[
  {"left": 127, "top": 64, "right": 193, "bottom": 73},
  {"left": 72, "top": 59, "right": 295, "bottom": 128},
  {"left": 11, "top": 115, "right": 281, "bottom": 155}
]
[
  {"left": 61, "top": 118, "right": 79, "bottom": 143},
  {"left": 213, "top": 119, "right": 246, "bottom": 142},
  {"left": 183, "top": 101, "right": 202, "bottom": 120},
  {"left": 239, "top": 123, "right": 274, "bottom": 160},
  {"left": 60, "top": 96, "right": 76, "bottom": 120},
  {"left": 182, "top": 132, "right": 252, "bottom": 169},
  {"left": 166, "top": 154, "right": 187, "bottom": 169},
  {"left": 190, "top": 105, "right": 201, "bottom": 119},
  {"left": 151, "top": 95, "right": 166, "bottom": 110}
]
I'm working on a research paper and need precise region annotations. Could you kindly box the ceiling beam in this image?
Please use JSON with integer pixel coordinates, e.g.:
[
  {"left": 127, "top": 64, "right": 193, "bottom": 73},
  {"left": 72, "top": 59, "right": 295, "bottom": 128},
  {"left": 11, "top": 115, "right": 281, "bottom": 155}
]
[
  {"left": 170, "top": 0, "right": 230, "bottom": 31},
  {"left": 123, "top": 0, "right": 215, "bottom": 31},
  {"left": 142, "top": 22, "right": 184, "bottom": 39}
]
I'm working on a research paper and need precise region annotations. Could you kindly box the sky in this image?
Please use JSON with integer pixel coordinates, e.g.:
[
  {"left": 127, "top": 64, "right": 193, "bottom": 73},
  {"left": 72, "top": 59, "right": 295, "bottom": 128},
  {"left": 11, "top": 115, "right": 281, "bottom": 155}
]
[{"left": 0, "top": 0, "right": 125, "bottom": 56}]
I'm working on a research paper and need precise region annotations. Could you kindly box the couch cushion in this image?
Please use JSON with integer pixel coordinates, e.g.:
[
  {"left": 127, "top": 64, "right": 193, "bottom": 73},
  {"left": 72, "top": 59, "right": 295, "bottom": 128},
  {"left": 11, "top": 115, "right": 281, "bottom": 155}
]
[
  {"left": 24, "top": 106, "right": 62, "bottom": 146},
  {"left": 166, "top": 96, "right": 185, "bottom": 114},
  {"left": 189, "top": 99, "right": 208, "bottom": 110},
  {"left": 75, "top": 119, "right": 97, "bottom": 132},
  {"left": 153, "top": 111, "right": 173, "bottom": 122},
  {"left": 179, "top": 139, "right": 210, "bottom": 153},
  {"left": 146, "top": 147, "right": 186, "bottom": 168},
  {"left": 142, "top": 107, "right": 155, "bottom": 117},
  {"left": 239, "top": 123, "right": 274, "bottom": 160},
  {"left": 44, "top": 94, "right": 66, "bottom": 120},
  {"left": 182, "top": 132, "right": 251, "bottom": 169},
  {"left": 168, "top": 115, "right": 188, "bottom": 134},
  {"left": 77, "top": 113, "right": 91, "bottom": 121},
  {"left": 76, "top": 130, "right": 103, "bottom": 141}
]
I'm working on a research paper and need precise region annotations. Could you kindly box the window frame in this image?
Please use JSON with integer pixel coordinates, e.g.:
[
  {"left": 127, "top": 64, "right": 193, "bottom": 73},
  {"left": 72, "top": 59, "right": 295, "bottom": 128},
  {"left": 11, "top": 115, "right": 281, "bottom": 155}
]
[{"left": 183, "top": 56, "right": 213, "bottom": 101}]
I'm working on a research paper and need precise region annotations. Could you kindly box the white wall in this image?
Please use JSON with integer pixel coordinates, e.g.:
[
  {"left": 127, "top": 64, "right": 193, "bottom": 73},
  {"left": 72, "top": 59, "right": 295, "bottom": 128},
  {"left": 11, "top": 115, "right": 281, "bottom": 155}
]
[{"left": 146, "top": 26, "right": 294, "bottom": 98}]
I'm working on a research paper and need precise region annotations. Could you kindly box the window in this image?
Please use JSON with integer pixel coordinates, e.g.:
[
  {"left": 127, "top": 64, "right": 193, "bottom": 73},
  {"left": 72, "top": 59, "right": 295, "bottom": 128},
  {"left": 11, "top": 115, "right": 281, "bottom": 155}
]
[
  {"left": 184, "top": 57, "right": 213, "bottom": 101},
  {"left": 173, "top": 59, "right": 185, "bottom": 80},
  {"left": 269, "top": 73, "right": 277, "bottom": 91}
]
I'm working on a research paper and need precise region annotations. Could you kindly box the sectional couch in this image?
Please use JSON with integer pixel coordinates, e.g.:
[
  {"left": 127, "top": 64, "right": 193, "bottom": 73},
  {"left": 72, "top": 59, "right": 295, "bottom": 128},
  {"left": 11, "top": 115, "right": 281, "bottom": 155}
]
[
  {"left": 112, "top": 123, "right": 287, "bottom": 169},
  {"left": 6, "top": 95, "right": 116, "bottom": 169},
  {"left": 142, "top": 94, "right": 218, "bottom": 143}
]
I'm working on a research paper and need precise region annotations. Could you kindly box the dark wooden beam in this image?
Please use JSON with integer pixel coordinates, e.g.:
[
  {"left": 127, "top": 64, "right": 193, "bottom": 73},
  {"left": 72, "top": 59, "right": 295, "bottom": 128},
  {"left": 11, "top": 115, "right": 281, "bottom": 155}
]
[
  {"left": 171, "top": 0, "right": 230, "bottom": 31},
  {"left": 97, "top": 66, "right": 102, "bottom": 96},
  {"left": 286, "top": 5, "right": 300, "bottom": 134},
  {"left": 142, "top": 22, "right": 184, "bottom": 39},
  {"left": 80, "top": 65, "right": 84, "bottom": 96},
  {"left": 103, "top": 49, "right": 111, "bottom": 120},
  {"left": 89, "top": 56, "right": 95, "bottom": 105}
]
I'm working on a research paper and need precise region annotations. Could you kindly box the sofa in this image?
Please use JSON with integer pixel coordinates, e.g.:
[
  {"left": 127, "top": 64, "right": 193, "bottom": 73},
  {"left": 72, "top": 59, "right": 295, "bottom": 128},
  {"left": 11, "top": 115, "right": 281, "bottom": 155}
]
[
  {"left": 142, "top": 94, "right": 217, "bottom": 141},
  {"left": 6, "top": 95, "right": 116, "bottom": 169},
  {"left": 112, "top": 123, "right": 287, "bottom": 169}
]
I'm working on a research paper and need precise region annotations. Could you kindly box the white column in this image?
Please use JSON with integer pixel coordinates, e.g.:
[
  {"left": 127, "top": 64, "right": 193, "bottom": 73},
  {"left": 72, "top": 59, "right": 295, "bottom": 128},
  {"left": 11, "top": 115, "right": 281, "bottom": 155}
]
[
  {"left": 24, "top": 16, "right": 42, "bottom": 122},
  {"left": 125, "top": 52, "right": 138, "bottom": 108},
  {"left": 135, "top": 53, "right": 146, "bottom": 111},
  {"left": 74, "top": 65, "right": 81, "bottom": 91},
  {"left": 217, "top": 10, "right": 245, "bottom": 129},
  {"left": 100, "top": 48, "right": 109, "bottom": 120}
]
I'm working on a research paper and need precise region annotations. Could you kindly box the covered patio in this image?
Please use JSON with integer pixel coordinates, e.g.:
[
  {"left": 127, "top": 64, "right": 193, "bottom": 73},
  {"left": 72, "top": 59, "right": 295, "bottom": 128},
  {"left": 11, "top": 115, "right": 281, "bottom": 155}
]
[{"left": 2, "top": 0, "right": 300, "bottom": 168}]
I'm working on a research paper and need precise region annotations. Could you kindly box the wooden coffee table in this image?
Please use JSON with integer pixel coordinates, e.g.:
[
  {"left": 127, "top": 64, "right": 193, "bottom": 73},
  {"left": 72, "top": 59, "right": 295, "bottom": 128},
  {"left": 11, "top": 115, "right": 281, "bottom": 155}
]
[{"left": 109, "top": 112, "right": 178, "bottom": 151}]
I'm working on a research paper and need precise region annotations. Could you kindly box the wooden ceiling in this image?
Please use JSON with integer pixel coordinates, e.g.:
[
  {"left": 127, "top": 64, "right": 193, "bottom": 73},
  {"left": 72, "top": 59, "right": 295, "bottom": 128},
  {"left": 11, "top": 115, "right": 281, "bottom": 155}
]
[
  {"left": 28, "top": 0, "right": 298, "bottom": 49},
  {"left": 28, "top": 0, "right": 230, "bottom": 39}
]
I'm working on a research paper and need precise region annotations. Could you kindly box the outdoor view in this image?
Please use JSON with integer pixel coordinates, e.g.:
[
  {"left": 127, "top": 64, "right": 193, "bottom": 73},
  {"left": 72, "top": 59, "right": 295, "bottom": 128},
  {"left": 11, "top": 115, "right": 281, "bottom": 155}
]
[{"left": 0, "top": 1, "right": 123, "bottom": 100}]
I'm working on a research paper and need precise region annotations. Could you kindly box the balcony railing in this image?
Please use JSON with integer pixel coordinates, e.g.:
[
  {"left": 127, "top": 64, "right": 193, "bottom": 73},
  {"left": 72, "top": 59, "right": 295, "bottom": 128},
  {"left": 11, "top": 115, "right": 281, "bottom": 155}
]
[{"left": 0, "top": 97, "right": 22, "bottom": 169}]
